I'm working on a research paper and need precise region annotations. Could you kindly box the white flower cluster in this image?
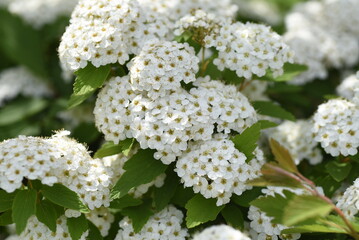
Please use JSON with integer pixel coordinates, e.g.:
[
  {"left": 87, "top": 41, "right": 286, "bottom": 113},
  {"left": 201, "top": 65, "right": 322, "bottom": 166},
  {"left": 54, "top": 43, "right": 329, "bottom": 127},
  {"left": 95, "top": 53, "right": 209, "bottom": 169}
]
[
  {"left": 59, "top": 0, "right": 171, "bottom": 71},
  {"left": 313, "top": 98, "right": 359, "bottom": 157},
  {"left": 138, "top": 0, "right": 238, "bottom": 24},
  {"left": 115, "top": 205, "right": 188, "bottom": 240},
  {"left": 86, "top": 207, "right": 115, "bottom": 237},
  {"left": 174, "top": 9, "right": 227, "bottom": 44},
  {"left": 94, "top": 75, "right": 257, "bottom": 164},
  {"left": 103, "top": 150, "right": 166, "bottom": 198},
  {"left": 205, "top": 22, "right": 294, "bottom": 79},
  {"left": 193, "top": 224, "right": 251, "bottom": 240},
  {"left": 0, "top": 131, "right": 112, "bottom": 209},
  {"left": 128, "top": 40, "right": 199, "bottom": 97},
  {"left": 337, "top": 72, "right": 359, "bottom": 101},
  {"left": 16, "top": 216, "right": 88, "bottom": 240},
  {"left": 248, "top": 187, "right": 305, "bottom": 240},
  {"left": 0, "top": 67, "right": 52, "bottom": 106},
  {"left": 0, "top": 0, "right": 77, "bottom": 28},
  {"left": 337, "top": 178, "right": 359, "bottom": 219},
  {"left": 176, "top": 134, "right": 265, "bottom": 206},
  {"left": 284, "top": 0, "right": 359, "bottom": 85},
  {"left": 269, "top": 120, "right": 322, "bottom": 165}
]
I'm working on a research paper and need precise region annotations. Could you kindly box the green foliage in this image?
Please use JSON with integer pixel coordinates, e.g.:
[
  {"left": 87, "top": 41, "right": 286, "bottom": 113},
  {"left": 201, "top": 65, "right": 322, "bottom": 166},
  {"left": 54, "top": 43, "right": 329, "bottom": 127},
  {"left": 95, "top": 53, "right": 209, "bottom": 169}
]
[
  {"left": 67, "top": 214, "right": 89, "bottom": 240},
  {"left": 154, "top": 169, "right": 179, "bottom": 211},
  {"left": 259, "top": 63, "right": 308, "bottom": 82},
  {"left": 0, "top": 98, "right": 47, "bottom": 126},
  {"left": 0, "top": 9, "right": 47, "bottom": 77},
  {"left": 109, "top": 195, "right": 143, "bottom": 210},
  {"left": 35, "top": 199, "right": 59, "bottom": 232},
  {"left": 269, "top": 139, "right": 298, "bottom": 173},
  {"left": 221, "top": 204, "right": 244, "bottom": 230},
  {"left": 68, "top": 63, "right": 111, "bottom": 109},
  {"left": 94, "top": 139, "right": 134, "bottom": 158},
  {"left": 231, "top": 187, "right": 263, "bottom": 207},
  {"left": 283, "top": 195, "right": 333, "bottom": 226},
  {"left": 0, "top": 190, "right": 17, "bottom": 212},
  {"left": 41, "top": 184, "right": 89, "bottom": 213},
  {"left": 111, "top": 149, "right": 168, "bottom": 200},
  {"left": 0, "top": 211, "right": 13, "bottom": 226},
  {"left": 325, "top": 161, "right": 352, "bottom": 182},
  {"left": 251, "top": 191, "right": 333, "bottom": 227},
  {"left": 252, "top": 101, "right": 296, "bottom": 121},
  {"left": 172, "top": 186, "right": 195, "bottom": 208},
  {"left": 12, "top": 189, "right": 37, "bottom": 234},
  {"left": 121, "top": 200, "right": 154, "bottom": 233},
  {"left": 185, "top": 194, "right": 224, "bottom": 228},
  {"left": 231, "top": 122, "right": 262, "bottom": 161}
]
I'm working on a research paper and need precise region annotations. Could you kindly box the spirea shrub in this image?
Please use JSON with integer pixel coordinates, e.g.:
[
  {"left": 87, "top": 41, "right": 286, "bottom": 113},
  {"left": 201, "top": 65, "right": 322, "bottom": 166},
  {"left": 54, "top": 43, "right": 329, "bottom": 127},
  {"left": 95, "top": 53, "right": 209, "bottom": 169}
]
[{"left": 0, "top": 0, "right": 359, "bottom": 240}]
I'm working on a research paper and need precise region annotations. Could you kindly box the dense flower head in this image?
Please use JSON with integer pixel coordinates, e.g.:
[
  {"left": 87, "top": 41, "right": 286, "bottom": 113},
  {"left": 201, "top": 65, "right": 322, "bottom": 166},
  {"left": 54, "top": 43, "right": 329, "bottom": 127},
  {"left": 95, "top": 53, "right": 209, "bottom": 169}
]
[
  {"left": 175, "top": 134, "right": 265, "bottom": 206},
  {"left": 248, "top": 187, "right": 304, "bottom": 240},
  {"left": 193, "top": 224, "right": 251, "bottom": 240},
  {"left": 86, "top": 207, "right": 115, "bottom": 237},
  {"left": 128, "top": 40, "right": 199, "bottom": 97},
  {"left": 205, "top": 22, "right": 294, "bottom": 79},
  {"left": 115, "top": 205, "right": 188, "bottom": 240},
  {"left": 0, "top": 131, "right": 112, "bottom": 209},
  {"left": 103, "top": 150, "right": 166, "bottom": 198},
  {"left": 58, "top": 0, "right": 171, "bottom": 71},
  {"left": 312, "top": 99, "right": 359, "bottom": 157},
  {"left": 0, "top": 67, "right": 52, "bottom": 106},
  {"left": 1, "top": 0, "right": 77, "bottom": 28},
  {"left": 337, "top": 72, "right": 359, "bottom": 100},
  {"left": 174, "top": 9, "right": 227, "bottom": 45},
  {"left": 94, "top": 75, "right": 257, "bottom": 164},
  {"left": 16, "top": 216, "right": 88, "bottom": 240},
  {"left": 337, "top": 178, "right": 359, "bottom": 219},
  {"left": 269, "top": 120, "right": 322, "bottom": 165},
  {"left": 284, "top": 0, "right": 359, "bottom": 85}
]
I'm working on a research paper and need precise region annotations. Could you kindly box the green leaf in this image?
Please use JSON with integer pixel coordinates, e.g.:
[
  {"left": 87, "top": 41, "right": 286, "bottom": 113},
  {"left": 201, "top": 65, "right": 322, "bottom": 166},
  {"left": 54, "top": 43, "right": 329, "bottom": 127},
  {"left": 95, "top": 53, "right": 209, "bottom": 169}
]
[
  {"left": 269, "top": 139, "right": 298, "bottom": 173},
  {"left": 154, "top": 170, "right": 179, "bottom": 211},
  {"left": 68, "top": 63, "right": 111, "bottom": 109},
  {"left": 109, "top": 195, "right": 143, "bottom": 210},
  {"left": 283, "top": 195, "right": 333, "bottom": 226},
  {"left": 87, "top": 220, "right": 104, "bottom": 240},
  {"left": 0, "top": 98, "right": 48, "bottom": 126},
  {"left": 121, "top": 200, "right": 153, "bottom": 233},
  {"left": 325, "top": 161, "right": 352, "bottom": 182},
  {"left": 185, "top": 194, "right": 224, "bottom": 228},
  {"left": 172, "top": 186, "right": 195, "bottom": 208},
  {"left": 36, "top": 200, "right": 58, "bottom": 232},
  {"left": 42, "top": 184, "right": 89, "bottom": 213},
  {"left": 247, "top": 163, "right": 303, "bottom": 188},
  {"left": 281, "top": 224, "right": 346, "bottom": 234},
  {"left": 0, "top": 9, "right": 47, "bottom": 77},
  {"left": 72, "top": 122, "right": 100, "bottom": 144},
  {"left": 314, "top": 175, "right": 341, "bottom": 198},
  {"left": 231, "top": 188, "right": 263, "bottom": 207},
  {"left": 67, "top": 214, "right": 89, "bottom": 240},
  {"left": 252, "top": 101, "right": 295, "bottom": 121},
  {"left": 259, "top": 63, "right": 308, "bottom": 82},
  {"left": 231, "top": 122, "right": 261, "bottom": 161},
  {"left": 0, "top": 190, "right": 17, "bottom": 212},
  {"left": 110, "top": 149, "right": 168, "bottom": 200},
  {"left": 257, "top": 120, "right": 278, "bottom": 129},
  {"left": 12, "top": 189, "right": 37, "bottom": 234},
  {"left": 0, "top": 210, "right": 13, "bottom": 226},
  {"left": 221, "top": 204, "right": 244, "bottom": 230},
  {"left": 250, "top": 190, "right": 295, "bottom": 224},
  {"left": 94, "top": 139, "right": 134, "bottom": 159}
]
